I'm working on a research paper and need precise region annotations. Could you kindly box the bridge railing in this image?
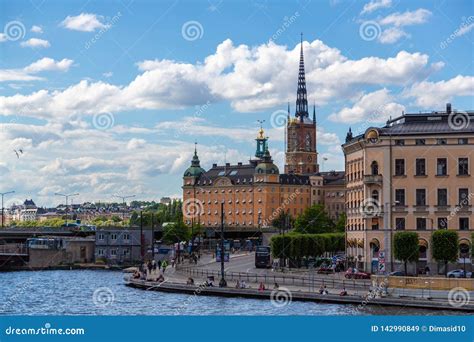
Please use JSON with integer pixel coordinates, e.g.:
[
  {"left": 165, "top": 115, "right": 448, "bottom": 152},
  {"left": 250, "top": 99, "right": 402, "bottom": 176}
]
[{"left": 179, "top": 266, "right": 371, "bottom": 291}]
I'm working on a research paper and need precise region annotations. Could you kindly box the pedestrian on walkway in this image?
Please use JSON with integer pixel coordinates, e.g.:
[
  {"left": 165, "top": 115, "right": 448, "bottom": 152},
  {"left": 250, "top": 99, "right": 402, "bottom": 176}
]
[
  {"left": 157, "top": 260, "right": 162, "bottom": 270},
  {"left": 162, "top": 260, "right": 168, "bottom": 273}
]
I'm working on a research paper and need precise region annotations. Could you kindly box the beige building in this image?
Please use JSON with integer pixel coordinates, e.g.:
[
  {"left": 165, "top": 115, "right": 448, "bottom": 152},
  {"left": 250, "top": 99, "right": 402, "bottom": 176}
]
[{"left": 343, "top": 104, "right": 473, "bottom": 273}]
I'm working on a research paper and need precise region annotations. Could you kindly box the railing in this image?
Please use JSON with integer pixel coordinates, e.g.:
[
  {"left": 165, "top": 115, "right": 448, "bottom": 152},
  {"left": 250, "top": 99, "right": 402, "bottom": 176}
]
[
  {"left": 179, "top": 267, "right": 371, "bottom": 292},
  {"left": 363, "top": 175, "right": 383, "bottom": 184},
  {"left": 0, "top": 243, "right": 28, "bottom": 255}
]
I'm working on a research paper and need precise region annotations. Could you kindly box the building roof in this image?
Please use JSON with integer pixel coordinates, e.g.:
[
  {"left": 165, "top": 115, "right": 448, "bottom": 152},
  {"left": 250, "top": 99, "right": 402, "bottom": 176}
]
[{"left": 320, "top": 171, "right": 345, "bottom": 186}]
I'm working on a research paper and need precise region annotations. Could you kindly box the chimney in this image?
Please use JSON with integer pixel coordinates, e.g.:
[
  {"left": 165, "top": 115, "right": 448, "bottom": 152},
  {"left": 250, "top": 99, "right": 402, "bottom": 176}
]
[
  {"left": 212, "top": 163, "right": 217, "bottom": 168},
  {"left": 225, "top": 163, "right": 230, "bottom": 167},
  {"left": 446, "top": 103, "right": 452, "bottom": 114},
  {"left": 237, "top": 162, "right": 242, "bottom": 166}
]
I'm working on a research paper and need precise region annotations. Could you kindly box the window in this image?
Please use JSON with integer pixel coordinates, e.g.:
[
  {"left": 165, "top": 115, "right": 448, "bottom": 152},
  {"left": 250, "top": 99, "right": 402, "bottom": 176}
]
[
  {"left": 372, "top": 190, "right": 379, "bottom": 202},
  {"left": 97, "top": 249, "right": 104, "bottom": 256},
  {"left": 458, "top": 158, "right": 469, "bottom": 175},
  {"left": 458, "top": 138, "right": 468, "bottom": 145},
  {"left": 111, "top": 233, "right": 117, "bottom": 240},
  {"left": 437, "top": 189, "right": 448, "bottom": 206},
  {"left": 111, "top": 249, "right": 117, "bottom": 256},
  {"left": 395, "top": 218, "right": 405, "bottom": 230},
  {"left": 459, "top": 188, "right": 469, "bottom": 206},
  {"left": 371, "top": 161, "right": 379, "bottom": 175},
  {"left": 98, "top": 233, "right": 105, "bottom": 241},
  {"left": 123, "top": 233, "right": 130, "bottom": 241},
  {"left": 395, "top": 189, "right": 405, "bottom": 205},
  {"left": 416, "top": 218, "right": 427, "bottom": 230},
  {"left": 438, "top": 217, "right": 448, "bottom": 230},
  {"left": 395, "top": 139, "right": 405, "bottom": 146},
  {"left": 459, "top": 217, "right": 469, "bottom": 231},
  {"left": 415, "top": 158, "right": 426, "bottom": 176},
  {"left": 416, "top": 189, "right": 426, "bottom": 206},
  {"left": 436, "top": 158, "right": 447, "bottom": 176},
  {"left": 123, "top": 249, "right": 130, "bottom": 256},
  {"left": 436, "top": 138, "right": 447, "bottom": 145},
  {"left": 395, "top": 159, "right": 405, "bottom": 176},
  {"left": 415, "top": 139, "right": 425, "bottom": 145}
]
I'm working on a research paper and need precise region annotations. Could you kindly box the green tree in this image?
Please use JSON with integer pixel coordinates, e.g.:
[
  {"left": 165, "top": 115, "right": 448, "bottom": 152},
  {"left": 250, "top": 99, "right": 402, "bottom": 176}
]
[
  {"left": 271, "top": 210, "right": 293, "bottom": 231},
  {"left": 393, "top": 232, "right": 419, "bottom": 275},
  {"left": 334, "top": 213, "right": 346, "bottom": 232},
  {"left": 294, "top": 204, "right": 335, "bottom": 234},
  {"left": 432, "top": 230, "right": 459, "bottom": 277},
  {"left": 162, "top": 221, "right": 190, "bottom": 245}
]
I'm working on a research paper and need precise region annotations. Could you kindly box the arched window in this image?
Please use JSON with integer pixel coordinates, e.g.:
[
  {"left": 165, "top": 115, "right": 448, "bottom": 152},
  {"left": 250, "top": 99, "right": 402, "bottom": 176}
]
[
  {"left": 371, "top": 161, "right": 379, "bottom": 175},
  {"left": 372, "top": 190, "right": 379, "bottom": 202}
]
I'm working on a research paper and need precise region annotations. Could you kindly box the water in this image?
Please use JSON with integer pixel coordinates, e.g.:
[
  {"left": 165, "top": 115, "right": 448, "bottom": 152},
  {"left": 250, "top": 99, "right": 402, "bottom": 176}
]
[{"left": 0, "top": 270, "right": 457, "bottom": 315}]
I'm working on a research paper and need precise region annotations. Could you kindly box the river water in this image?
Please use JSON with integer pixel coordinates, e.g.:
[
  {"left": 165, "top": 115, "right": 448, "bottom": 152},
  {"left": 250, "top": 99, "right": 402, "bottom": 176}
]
[{"left": 0, "top": 270, "right": 456, "bottom": 315}]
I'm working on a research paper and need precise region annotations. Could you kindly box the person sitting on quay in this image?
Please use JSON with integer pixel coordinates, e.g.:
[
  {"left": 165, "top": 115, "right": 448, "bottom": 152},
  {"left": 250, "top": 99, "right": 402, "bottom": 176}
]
[
  {"left": 235, "top": 280, "right": 241, "bottom": 289},
  {"left": 157, "top": 274, "right": 165, "bottom": 283},
  {"left": 322, "top": 286, "right": 329, "bottom": 295},
  {"left": 187, "top": 277, "right": 194, "bottom": 285},
  {"left": 273, "top": 283, "right": 279, "bottom": 290},
  {"left": 340, "top": 287, "right": 348, "bottom": 296},
  {"left": 132, "top": 270, "right": 140, "bottom": 279},
  {"left": 240, "top": 280, "right": 248, "bottom": 289},
  {"left": 258, "top": 282, "right": 266, "bottom": 292}
]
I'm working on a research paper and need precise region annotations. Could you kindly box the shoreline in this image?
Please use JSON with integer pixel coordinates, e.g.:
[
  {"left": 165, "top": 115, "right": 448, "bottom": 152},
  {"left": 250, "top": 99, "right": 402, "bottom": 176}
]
[{"left": 125, "top": 278, "right": 474, "bottom": 313}]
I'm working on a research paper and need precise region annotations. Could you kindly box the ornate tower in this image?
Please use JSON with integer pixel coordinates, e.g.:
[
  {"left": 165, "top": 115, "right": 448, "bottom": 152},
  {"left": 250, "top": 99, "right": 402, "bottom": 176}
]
[
  {"left": 255, "top": 124, "right": 268, "bottom": 159},
  {"left": 284, "top": 34, "right": 319, "bottom": 174}
]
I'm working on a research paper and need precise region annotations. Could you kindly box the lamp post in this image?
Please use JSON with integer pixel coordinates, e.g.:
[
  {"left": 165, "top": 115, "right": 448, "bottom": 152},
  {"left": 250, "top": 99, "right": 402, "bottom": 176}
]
[
  {"left": 1, "top": 191, "right": 15, "bottom": 228},
  {"left": 54, "top": 192, "right": 79, "bottom": 226},
  {"left": 219, "top": 201, "right": 227, "bottom": 287},
  {"left": 113, "top": 194, "right": 135, "bottom": 224}
]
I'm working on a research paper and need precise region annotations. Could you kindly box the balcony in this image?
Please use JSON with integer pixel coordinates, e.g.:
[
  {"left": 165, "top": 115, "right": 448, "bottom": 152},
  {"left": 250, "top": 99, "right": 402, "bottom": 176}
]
[{"left": 363, "top": 174, "right": 383, "bottom": 185}]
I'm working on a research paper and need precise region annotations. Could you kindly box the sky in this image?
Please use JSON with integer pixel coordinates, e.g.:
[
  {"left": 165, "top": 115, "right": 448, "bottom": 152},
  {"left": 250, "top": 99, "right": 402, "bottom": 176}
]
[{"left": 0, "top": 0, "right": 473, "bottom": 207}]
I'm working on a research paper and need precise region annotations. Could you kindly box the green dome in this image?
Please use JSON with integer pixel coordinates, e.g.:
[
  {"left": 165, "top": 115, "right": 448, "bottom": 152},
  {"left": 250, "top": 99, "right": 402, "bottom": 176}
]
[
  {"left": 255, "top": 163, "right": 279, "bottom": 174},
  {"left": 184, "top": 165, "right": 205, "bottom": 177},
  {"left": 184, "top": 144, "right": 205, "bottom": 177}
]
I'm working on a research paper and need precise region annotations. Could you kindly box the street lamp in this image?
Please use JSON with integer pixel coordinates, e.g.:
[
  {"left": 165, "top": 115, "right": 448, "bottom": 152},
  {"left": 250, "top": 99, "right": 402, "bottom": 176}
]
[
  {"left": 54, "top": 193, "right": 79, "bottom": 226},
  {"left": 113, "top": 194, "right": 136, "bottom": 225},
  {"left": 1, "top": 191, "right": 15, "bottom": 228},
  {"left": 219, "top": 201, "right": 227, "bottom": 287}
]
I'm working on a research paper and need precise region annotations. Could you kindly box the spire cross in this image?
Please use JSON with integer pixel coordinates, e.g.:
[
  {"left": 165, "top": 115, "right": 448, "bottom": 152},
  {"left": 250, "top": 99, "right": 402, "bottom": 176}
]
[{"left": 257, "top": 119, "right": 265, "bottom": 129}]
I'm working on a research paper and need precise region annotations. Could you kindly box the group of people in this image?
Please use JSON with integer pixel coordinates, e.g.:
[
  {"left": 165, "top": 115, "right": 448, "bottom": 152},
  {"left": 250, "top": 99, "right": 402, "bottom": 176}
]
[
  {"left": 131, "top": 259, "right": 173, "bottom": 282},
  {"left": 318, "top": 285, "right": 348, "bottom": 296}
]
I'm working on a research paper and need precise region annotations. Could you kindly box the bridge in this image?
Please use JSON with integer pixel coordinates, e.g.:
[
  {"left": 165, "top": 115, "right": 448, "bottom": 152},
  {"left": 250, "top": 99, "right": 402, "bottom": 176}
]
[{"left": 0, "top": 243, "right": 29, "bottom": 268}]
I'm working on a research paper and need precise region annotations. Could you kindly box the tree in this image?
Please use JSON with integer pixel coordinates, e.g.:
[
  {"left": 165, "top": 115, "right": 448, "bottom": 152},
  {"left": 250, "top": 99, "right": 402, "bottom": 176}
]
[
  {"left": 432, "top": 230, "right": 459, "bottom": 277},
  {"left": 294, "top": 204, "right": 335, "bottom": 234},
  {"left": 162, "top": 221, "right": 190, "bottom": 245},
  {"left": 393, "top": 232, "right": 419, "bottom": 275},
  {"left": 334, "top": 213, "right": 346, "bottom": 233},
  {"left": 271, "top": 210, "right": 293, "bottom": 231}
]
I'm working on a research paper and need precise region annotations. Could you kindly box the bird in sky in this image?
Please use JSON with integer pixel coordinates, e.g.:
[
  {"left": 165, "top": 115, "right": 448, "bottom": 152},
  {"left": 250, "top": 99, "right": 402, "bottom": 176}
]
[{"left": 13, "top": 149, "right": 23, "bottom": 158}]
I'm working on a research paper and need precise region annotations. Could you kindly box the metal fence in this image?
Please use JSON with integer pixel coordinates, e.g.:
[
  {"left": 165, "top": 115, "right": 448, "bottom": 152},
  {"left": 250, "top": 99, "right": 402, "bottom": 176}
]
[
  {"left": 180, "top": 267, "right": 371, "bottom": 291},
  {"left": 0, "top": 243, "right": 28, "bottom": 255}
]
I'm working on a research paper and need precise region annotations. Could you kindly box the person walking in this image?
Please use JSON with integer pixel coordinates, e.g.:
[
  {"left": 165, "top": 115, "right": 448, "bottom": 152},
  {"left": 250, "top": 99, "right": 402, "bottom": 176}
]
[{"left": 162, "top": 260, "right": 168, "bottom": 273}]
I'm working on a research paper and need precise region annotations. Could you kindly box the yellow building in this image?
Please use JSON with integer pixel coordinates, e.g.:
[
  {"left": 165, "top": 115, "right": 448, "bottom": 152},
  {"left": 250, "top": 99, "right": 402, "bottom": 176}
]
[{"left": 343, "top": 104, "right": 473, "bottom": 273}]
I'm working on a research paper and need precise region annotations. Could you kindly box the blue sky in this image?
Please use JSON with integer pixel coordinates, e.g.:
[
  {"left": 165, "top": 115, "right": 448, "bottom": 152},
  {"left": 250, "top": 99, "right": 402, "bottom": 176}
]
[{"left": 0, "top": 0, "right": 473, "bottom": 207}]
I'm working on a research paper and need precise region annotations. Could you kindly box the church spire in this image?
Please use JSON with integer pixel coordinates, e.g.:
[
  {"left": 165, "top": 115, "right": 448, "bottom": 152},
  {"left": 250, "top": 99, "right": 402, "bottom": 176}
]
[
  {"left": 295, "top": 33, "right": 308, "bottom": 121},
  {"left": 312, "top": 102, "right": 316, "bottom": 124}
]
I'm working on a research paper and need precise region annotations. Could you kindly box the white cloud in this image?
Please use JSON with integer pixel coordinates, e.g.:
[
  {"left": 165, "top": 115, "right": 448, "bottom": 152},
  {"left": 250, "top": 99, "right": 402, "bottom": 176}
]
[
  {"left": 102, "top": 71, "right": 113, "bottom": 78},
  {"left": 126, "top": 138, "right": 147, "bottom": 150},
  {"left": 403, "top": 75, "right": 474, "bottom": 108},
  {"left": 31, "top": 25, "right": 43, "bottom": 34},
  {"left": 60, "top": 13, "right": 109, "bottom": 32},
  {"left": 361, "top": 0, "right": 392, "bottom": 15},
  {"left": 20, "top": 38, "right": 50, "bottom": 48},
  {"left": 23, "top": 58, "right": 74, "bottom": 73},
  {"left": 0, "top": 58, "right": 74, "bottom": 82},
  {"left": 0, "top": 39, "right": 444, "bottom": 118},
  {"left": 379, "top": 8, "right": 432, "bottom": 27},
  {"left": 378, "top": 27, "right": 409, "bottom": 44},
  {"left": 329, "top": 88, "right": 405, "bottom": 124}
]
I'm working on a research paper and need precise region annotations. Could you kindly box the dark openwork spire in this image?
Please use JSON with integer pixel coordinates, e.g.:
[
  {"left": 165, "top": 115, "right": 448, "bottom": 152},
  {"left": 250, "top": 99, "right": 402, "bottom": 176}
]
[
  {"left": 312, "top": 102, "right": 316, "bottom": 124},
  {"left": 295, "top": 33, "right": 308, "bottom": 121}
]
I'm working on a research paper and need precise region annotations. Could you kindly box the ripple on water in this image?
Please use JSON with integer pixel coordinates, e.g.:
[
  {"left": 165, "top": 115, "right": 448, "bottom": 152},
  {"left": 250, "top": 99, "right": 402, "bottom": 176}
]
[{"left": 0, "top": 270, "right": 460, "bottom": 316}]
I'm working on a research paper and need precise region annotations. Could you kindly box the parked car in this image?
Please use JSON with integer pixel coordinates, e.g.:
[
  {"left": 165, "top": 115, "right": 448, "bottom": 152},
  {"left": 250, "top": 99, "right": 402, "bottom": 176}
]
[
  {"left": 345, "top": 268, "right": 371, "bottom": 279},
  {"left": 317, "top": 266, "right": 335, "bottom": 274},
  {"left": 389, "top": 271, "right": 415, "bottom": 277},
  {"left": 447, "top": 269, "right": 472, "bottom": 278}
]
